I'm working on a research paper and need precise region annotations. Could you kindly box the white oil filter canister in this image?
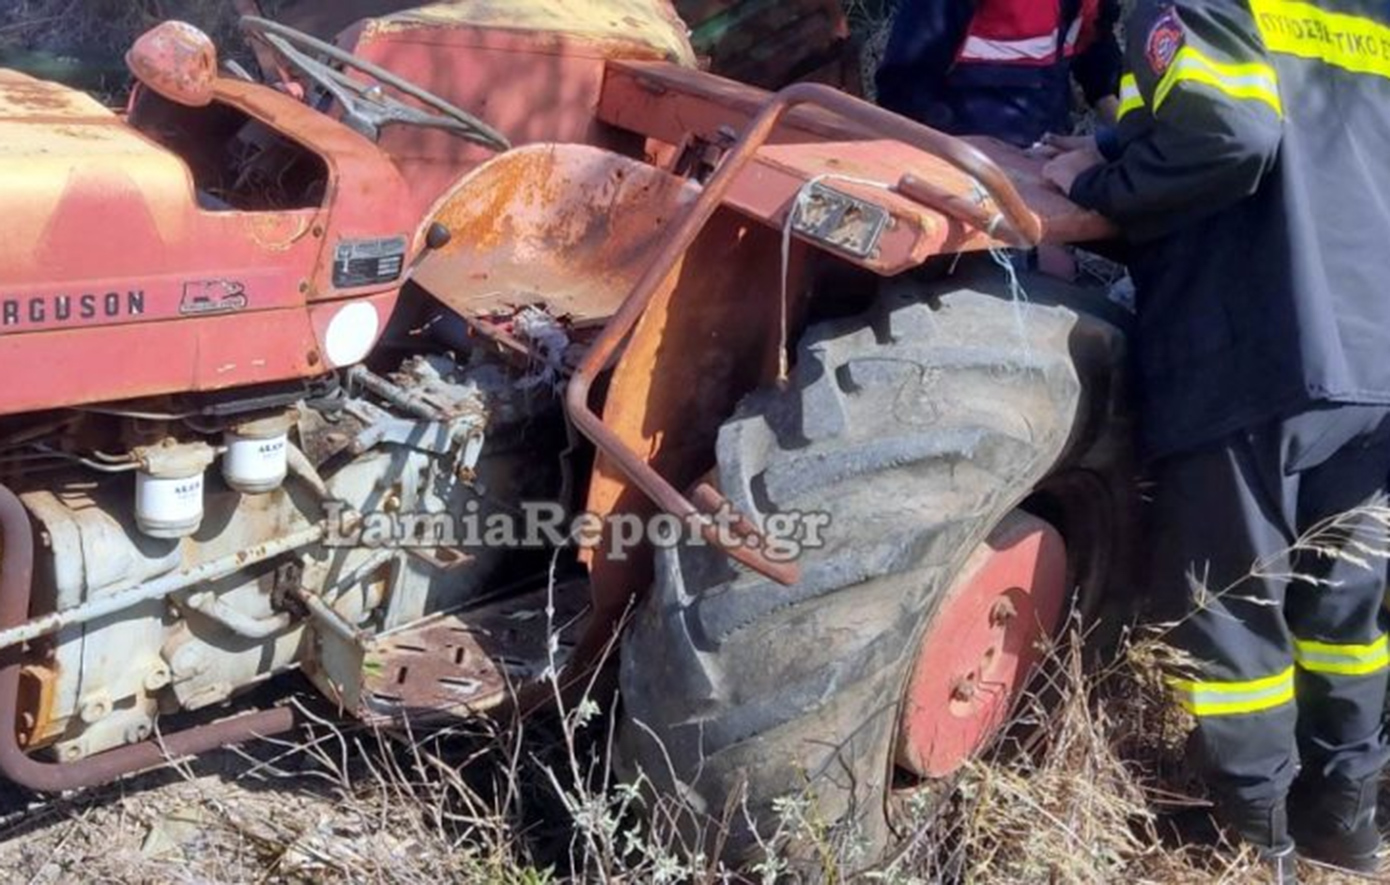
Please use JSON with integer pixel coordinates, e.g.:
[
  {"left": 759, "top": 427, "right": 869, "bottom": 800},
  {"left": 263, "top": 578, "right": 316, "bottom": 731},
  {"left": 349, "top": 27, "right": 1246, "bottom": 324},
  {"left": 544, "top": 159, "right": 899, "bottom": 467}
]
[
  {"left": 134, "top": 440, "right": 217, "bottom": 538},
  {"left": 222, "top": 411, "right": 295, "bottom": 494}
]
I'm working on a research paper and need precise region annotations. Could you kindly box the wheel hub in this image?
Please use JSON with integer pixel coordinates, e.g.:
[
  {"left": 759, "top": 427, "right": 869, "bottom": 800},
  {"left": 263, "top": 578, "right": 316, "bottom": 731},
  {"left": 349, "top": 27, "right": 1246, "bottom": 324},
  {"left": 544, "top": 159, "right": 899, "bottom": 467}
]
[{"left": 896, "top": 510, "right": 1069, "bottom": 778}]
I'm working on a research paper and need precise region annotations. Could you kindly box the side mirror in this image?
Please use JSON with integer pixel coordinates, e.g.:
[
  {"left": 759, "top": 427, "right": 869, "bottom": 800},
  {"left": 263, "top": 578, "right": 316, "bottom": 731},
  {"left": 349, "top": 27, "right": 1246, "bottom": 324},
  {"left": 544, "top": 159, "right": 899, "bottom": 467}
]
[{"left": 126, "top": 21, "right": 219, "bottom": 108}]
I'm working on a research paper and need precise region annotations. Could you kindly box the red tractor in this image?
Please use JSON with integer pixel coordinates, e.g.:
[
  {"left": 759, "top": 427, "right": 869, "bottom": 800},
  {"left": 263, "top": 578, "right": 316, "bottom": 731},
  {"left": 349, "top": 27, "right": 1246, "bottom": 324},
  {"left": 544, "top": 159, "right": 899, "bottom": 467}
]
[{"left": 0, "top": 0, "right": 1132, "bottom": 866}]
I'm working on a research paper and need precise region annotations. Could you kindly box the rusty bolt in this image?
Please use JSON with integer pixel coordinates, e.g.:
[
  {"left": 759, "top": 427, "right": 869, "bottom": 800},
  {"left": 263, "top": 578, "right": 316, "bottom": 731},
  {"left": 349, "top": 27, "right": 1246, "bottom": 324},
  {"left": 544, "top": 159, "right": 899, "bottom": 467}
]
[
  {"left": 79, "top": 696, "right": 111, "bottom": 724},
  {"left": 144, "top": 663, "right": 172, "bottom": 692},
  {"left": 990, "top": 598, "right": 1018, "bottom": 627},
  {"left": 951, "top": 676, "right": 978, "bottom": 703},
  {"left": 124, "top": 718, "right": 153, "bottom": 744}
]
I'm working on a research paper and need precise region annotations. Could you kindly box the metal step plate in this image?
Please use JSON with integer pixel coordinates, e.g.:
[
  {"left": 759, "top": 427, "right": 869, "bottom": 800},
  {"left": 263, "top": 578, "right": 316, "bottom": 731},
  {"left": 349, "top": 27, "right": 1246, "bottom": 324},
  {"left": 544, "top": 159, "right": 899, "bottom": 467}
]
[{"left": 358, "top": 579, "right": 589, "bottom": 727}]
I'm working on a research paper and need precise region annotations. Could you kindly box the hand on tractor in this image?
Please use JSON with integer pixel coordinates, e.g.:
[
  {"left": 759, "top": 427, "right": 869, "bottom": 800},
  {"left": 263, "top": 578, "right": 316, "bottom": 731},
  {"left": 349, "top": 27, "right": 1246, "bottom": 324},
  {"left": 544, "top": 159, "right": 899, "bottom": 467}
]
[
  {"left": 1042, "top": 145, "right": 1104, "bottom": 195},
  {"left": 1029, "top": 132, "right": 1097, "bottom": 159}
]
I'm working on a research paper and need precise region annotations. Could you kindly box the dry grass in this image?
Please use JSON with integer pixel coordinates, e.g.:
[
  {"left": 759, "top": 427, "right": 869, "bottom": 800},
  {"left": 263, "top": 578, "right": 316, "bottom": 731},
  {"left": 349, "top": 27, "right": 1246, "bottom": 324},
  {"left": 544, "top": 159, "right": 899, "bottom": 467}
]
[
  {"left": 1, "top": 618, "right": 1375, "bottom": 884},
  {"left": 0, "top": 719, "right": 556, "bottom": 883},
  {"left": 915, "top": 631, "right": 1205, "bottom": 884}
]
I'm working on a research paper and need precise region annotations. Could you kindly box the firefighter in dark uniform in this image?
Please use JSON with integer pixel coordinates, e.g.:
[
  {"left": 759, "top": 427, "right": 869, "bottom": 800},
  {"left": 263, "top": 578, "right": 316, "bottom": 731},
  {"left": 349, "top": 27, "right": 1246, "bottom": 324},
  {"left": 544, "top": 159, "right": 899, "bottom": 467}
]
[
  {"left": 876, "top": 0, "right": 1123, "bottom": 147},
  {"left": 1041, "top": 0, "right": 1390, "bottom": 879}
]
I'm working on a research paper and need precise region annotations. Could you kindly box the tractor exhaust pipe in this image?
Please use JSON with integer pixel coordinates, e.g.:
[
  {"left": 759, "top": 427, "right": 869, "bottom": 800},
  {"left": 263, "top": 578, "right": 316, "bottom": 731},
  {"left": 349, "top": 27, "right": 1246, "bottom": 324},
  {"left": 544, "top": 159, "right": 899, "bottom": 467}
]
[{"left": 0, "top": 483, "right": 298, "bottom": 792}]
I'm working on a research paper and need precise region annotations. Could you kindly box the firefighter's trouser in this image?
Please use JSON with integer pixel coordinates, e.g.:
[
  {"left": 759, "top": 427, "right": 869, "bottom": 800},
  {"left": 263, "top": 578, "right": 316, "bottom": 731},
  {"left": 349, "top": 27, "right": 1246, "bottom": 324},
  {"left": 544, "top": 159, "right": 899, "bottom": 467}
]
[{"left": 1148, "top": 404, "right": 1390, "bottom": 807}]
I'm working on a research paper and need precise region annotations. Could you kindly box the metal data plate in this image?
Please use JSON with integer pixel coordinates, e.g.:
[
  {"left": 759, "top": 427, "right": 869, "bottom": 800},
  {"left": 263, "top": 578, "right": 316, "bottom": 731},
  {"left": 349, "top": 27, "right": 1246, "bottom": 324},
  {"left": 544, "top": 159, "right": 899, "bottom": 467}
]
[
  {"left": 790, "top": 182, "right": 890, "bottom": 259},
  {"left": 333, "top": 236, "right": 407, "bottom": 288}
]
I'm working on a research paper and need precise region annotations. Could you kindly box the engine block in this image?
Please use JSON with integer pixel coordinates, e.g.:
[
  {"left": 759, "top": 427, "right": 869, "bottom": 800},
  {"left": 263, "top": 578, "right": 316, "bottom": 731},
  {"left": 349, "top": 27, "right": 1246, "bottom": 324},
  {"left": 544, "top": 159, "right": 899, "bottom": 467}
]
[{"left": 14, "top": 353, "right": 555, "bottom": 760}]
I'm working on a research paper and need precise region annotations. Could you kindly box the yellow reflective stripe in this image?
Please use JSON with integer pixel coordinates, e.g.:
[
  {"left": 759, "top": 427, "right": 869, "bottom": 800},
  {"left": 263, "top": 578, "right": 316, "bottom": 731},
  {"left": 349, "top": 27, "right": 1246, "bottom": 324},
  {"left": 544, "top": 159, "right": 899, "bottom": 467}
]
[
  {"left": 1169, "top": 665, "right": 1292, "bottom": 695},
  {"left": 1117, "top": 73, "right": 1146, "bottom": 120},
  {"left": 1299, "top": 656, "right": 1390, "bottom": 676},
  {"left": 1295, "top": 634, "right": 1389, "bottom": 657},
  {"left": 1154, "top": 46, "right": 1283, "bottom": 116},
  {"left": 1253, "top": 0, "right": 1390, "bottom": 82},
  {"left": 1294, "top": 634, "right": 1390, "bottom": 676},
  {"left": 1169, "top": 666, "right": 1296, "bottom": 717},
  {"left": 1178, "top": 684, "right": 1295, "bottom": 716}
]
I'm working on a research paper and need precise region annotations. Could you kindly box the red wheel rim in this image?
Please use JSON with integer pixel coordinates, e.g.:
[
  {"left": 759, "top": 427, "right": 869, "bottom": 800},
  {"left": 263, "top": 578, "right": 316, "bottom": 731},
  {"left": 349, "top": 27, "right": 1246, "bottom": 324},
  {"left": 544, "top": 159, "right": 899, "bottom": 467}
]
[{"left": 896, "top": 510, "right": 1069, "bottom": 778}]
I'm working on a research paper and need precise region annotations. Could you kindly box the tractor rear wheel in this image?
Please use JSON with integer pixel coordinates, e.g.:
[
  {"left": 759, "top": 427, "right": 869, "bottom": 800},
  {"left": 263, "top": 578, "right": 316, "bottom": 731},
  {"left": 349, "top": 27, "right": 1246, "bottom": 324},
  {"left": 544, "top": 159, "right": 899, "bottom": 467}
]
[{"left": 615, "top": 272, "right": 1133, "bottom": 868}]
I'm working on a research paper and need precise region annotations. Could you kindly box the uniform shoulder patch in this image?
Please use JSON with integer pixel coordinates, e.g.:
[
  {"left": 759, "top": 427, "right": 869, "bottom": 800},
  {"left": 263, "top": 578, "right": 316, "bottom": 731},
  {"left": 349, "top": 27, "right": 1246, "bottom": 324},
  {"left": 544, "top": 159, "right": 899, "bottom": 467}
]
[{"left": 1145, "top": 6, "right": 1185, "bottom": 75}]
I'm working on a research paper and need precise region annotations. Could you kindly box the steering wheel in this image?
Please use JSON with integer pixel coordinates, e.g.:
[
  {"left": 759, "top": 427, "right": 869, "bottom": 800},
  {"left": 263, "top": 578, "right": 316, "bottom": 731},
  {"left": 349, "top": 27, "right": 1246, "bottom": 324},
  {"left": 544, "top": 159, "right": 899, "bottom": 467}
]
[{"left": 239, "top": 16, "right": 510, "bottom": 151}]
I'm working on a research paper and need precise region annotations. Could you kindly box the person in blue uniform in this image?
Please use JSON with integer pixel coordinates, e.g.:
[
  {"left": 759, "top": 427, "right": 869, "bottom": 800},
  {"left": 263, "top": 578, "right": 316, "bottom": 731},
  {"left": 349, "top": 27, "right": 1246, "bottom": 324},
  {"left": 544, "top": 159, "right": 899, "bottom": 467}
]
[
  {"left": 1042, "top": 2, "right": 1390, "bottom": 880},
  {"left": 876, "top": 0, "right": 1122, "bottom": 146}
]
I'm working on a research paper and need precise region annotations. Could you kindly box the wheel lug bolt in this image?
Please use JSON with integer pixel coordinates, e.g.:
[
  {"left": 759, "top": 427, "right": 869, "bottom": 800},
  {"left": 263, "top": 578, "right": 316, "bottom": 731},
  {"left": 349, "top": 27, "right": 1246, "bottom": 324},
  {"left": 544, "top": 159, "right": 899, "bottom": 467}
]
[{"left": 989, "top": 599, "right": 1018, "bottom": 626}]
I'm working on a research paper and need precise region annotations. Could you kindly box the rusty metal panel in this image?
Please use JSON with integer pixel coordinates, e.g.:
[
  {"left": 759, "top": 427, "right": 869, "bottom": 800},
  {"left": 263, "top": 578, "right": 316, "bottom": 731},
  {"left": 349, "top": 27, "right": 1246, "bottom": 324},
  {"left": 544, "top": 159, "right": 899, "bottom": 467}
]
[
  {"left": 341, "top": 1, "right": 695, "bottom": 215},
  {"left": 369, "top": 0, "right": 696, "bottom": 66},
  {"left": 582, "top": 210, "right": 811, "bottom": 625},
  {"left": 0, "top": 71, "right": 110, "bottom": 118},
  {"left": 276, "top": 0, "right": 694, "bottom": 63},
  {"left": 414, "top": 144, "right": 698, "bottom": 327},
  {"left": 0, "top": 303, "right": 314, "bottom": 416},
  {"left": 729, "top": 139, "right": 979, "bottom": 270},
  {"left": 597, "top": 61, "right": 1115, "bottom": 247},
  {"left": 358, "top": 579, "right": 589, "bottom": 726}
]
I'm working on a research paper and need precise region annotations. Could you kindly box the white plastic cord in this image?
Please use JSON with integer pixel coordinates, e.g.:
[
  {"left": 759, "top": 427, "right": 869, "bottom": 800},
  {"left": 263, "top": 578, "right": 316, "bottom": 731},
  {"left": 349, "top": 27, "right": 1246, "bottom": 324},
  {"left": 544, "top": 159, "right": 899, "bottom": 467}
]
[{"left": 973, "top": 183, "right": 1034, "bottom": 356}]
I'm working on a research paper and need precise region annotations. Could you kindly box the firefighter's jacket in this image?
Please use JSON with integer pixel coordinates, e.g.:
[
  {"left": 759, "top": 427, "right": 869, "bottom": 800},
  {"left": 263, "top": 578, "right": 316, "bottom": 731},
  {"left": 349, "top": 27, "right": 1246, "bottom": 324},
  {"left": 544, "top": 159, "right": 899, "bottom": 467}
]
[
  {"left": 1070, "top": 0, "right": 1390, "bottom": 459},
  {"left": 876, "top": 0, "right": 1122, "bottom": 146}
]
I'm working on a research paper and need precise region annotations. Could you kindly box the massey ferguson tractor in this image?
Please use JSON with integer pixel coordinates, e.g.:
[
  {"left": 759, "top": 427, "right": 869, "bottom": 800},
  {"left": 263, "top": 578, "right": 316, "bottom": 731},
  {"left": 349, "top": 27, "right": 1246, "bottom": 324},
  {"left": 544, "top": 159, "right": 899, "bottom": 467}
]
[{"left": 0, "top": 0, "right": 1133, "bottom": 867}]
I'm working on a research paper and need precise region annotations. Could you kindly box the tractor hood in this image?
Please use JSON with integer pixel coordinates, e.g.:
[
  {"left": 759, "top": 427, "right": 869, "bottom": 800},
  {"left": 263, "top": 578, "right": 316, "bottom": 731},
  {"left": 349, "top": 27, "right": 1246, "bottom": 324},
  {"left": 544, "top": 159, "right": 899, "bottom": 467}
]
[
  {"left": 0, "top": 70, "right": 195, "bottom": 293},
  {"left": 0, "top": 65, "right": 417, "bottom": 416}
]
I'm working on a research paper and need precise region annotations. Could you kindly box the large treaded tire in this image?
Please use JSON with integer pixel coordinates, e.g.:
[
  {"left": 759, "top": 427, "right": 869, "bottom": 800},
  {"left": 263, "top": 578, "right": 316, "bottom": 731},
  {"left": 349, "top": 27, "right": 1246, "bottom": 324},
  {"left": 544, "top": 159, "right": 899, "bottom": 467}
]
[{"left": 615, "top": 273, "right": 1131, "bottom": 866}]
